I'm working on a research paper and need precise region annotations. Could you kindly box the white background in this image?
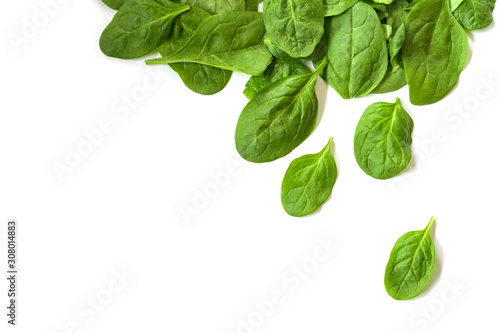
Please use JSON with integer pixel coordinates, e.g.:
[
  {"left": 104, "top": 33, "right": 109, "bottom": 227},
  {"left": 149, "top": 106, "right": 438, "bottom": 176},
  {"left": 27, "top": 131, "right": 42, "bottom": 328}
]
[{"left": 1, "top": 1, "right": 499, "bottom": 332}]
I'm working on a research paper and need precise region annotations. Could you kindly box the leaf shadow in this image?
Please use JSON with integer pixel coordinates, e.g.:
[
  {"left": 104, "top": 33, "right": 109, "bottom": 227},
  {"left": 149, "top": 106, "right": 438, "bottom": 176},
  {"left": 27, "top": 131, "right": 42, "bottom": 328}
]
[{"left": 418, "top": 218, "right": 444, "bottom": 298}]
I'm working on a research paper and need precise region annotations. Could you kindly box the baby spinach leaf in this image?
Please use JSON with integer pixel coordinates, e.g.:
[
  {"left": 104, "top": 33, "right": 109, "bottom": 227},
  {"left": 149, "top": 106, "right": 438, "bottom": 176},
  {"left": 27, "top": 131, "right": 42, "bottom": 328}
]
[
  {"left": 353, "top": 97, "right": 413, "bottom": 179},
  {"left": 264, "top": 34, "right": 328, "bottom": 62},
  {"left": 100, "top": 0, "right": 190, "bottom": 59},
  {"left": 158, "top": 6, "right": 232, "bottom": 95},
  {"left": 403, "top": 0, "right": 468, "bottom": 105},
  {"left": 386, "top": 0, "right": 408, "bottom": 34},
  {"left": 177, "top": 0, "right": 246, "bottom": 13},
  {"left": 281, "top": 137, "right": 337, "bottom": 217},
  {"left": 323, "top": 0, "right": 358, "bottom": 16},
  {"left": 146, "top": 11, "right": 273, "bottom": 76},
  {"left": 454, "top": 0, "right": 496, "bottom": 30},
  {"left": 263, "top": 0, "right": 324, "bottom": 58},
  {"left": 243, "top": 59, "right": 311, "bottom": 99},
  {"left": 316, "top": 2, "right": 388, "bottom": 99},
  {"left": 235, "top": 61, "right": 327, "bottom": 163},
  {"left": 384, "top": 217, "right": 436, "bottom": 300},
  {"left": 102, "top": 0, "right": 129, "bottom": 10}
]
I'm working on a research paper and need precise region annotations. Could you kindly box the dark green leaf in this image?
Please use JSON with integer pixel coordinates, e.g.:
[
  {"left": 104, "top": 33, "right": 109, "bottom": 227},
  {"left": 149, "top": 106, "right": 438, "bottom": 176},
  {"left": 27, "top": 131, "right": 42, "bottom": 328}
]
[
  {"left": 264, "top": 33, "right": 328, "bottom": 62},
  {"left": 177, "top": 0, "right": 245, "bottom": 13},
  {"left": 263, "top": 0, "right": 324, "bottom": 58},
  {"left": 384, "top": 217, "right": 436, "bottom": 300},
  {"left": 353, "top": 97, "right": 413, "bottom": 179},
  {"left": 158, "top": 6, "right": 232, "bottom": 95},
  {"left": 146, "top": 11, "right": 273, "bottom": 76},
  {"left": 454, "top": 0, "right": 496, "bottom": 30},
  {"left": 316, "top": 2, "right": 388, "bottom": 98},
  {"left": 281, "top": 137, "right": 337, "bottom": 217},
  {"left": 235, "top": 61, "right": 327, "bottom": 163},
  {"left": 243, "top": 59, "right": 311, "bottom": 99},
  {"left": 100, "top": 0, "right": 189, "bottom": 59},
  {"left": 403, "top": 0, "right": 468, "bottom": 105}
]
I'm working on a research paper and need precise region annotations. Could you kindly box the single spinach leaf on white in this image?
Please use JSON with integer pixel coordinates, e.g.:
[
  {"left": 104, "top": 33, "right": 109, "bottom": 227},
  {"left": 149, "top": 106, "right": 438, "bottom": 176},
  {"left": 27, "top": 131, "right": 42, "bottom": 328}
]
[
  {"left": 102, "top": 0, "right": 129, "bottom": 10},
  {"left": 263, "top": 0, "right": 324, "bottom": 58},
  {"left": 146, "top": 11, "right": 273, "bottom": 76},
  {"left": 316, "top": 2, "right": 388, "bottom": 99},
  {"left": 323, "top": 0, "right": 358, "bottom": 16},
  {"left": 177, "top": 0, "right": 246, "bottom": 13},
  {"left": 454, "top": 0, "right": 496, "bottom": 30},
  {"left": 100, "top": 0, "right": 189, "bottom": 59},
  {"left": 235, "top": 61, "right": 327, "bottom": 163},
  {"left": 243, "top": 59, "right": 311, "bottom": 99},
  {"left": 354, "top": 97, "right": 413, "bottom": 179},
  {"left": 281, "top": 137, "right": 337, "bottom": 217},
  {"left": 384, "top": 217, "right": 436, "bottom": 300},
  {"left": 158, "top": 6, "right": 232, "bottom": 95},
  {"left": 403, "top": 0, "right": 468, "bottom": 105}
]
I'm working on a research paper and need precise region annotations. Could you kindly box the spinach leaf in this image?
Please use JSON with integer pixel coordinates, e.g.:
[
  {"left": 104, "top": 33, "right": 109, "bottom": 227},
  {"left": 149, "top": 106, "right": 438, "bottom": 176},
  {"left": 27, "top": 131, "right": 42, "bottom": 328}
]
[
  {"left": 281, "top": 137, "right": 337, "bottom": 217},
  {"left": 235, "top": 61, "right": 327, "bottom": 163},
  {"left": 402, "top": 0, "right": 468, "bottom": 105},
  {"left": 177, "top": 0, "right": 246, "bottom": 13},
  {"left": 353, "top": 97, "right": 413, "bottom": 179},
  {"left": 100, "top": 0, "right": 189, "bottom": 59},
  {"left": 384, "top": 217, "right": 436, "bottom": 300},
  {"left": 243, "top": 59, "right": 311, "bottom": 99},
  {"left": 264, "top": 33, "right": 328, "bottom": 62},
  {"left": 102, "top": 0, "right": 129, "bottom": 10},
  {"left": 158, "top": 6, "right": 232, "bottom": 95},
  {"left": 263, "top": 0, "right": 324, "bottom": 58},
  {"left": 386, "top": 0, "right": 408, "bottom": 32},
  {"left": 323, "top": 0, "right": 358, "bottom": 16},
  {"left": 146, "top": 11, "right": 273, "bottom": 76},
  {"left": 454, "top": 0, "right": 496, "bottom": 30},
  {"left": 450, "top": 0, "right": 465, "bottom": 11},
  {"left": 372, "top": 63, "right": 406, "bottom": 93},
  {"left": 373, "top": 23, "right": 406, "bottom": 93},
  {"left": 245, "top": 0, "right": 260, "bottom": 11},
  {"left": 316, "top": 2, "right": 388, "bottom": 99}
]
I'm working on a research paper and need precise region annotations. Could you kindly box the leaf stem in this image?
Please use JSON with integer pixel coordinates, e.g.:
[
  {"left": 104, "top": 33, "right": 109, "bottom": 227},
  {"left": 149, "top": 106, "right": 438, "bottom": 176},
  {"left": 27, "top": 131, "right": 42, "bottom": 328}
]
[{"left": 313, "top": 58, "right": 328, "bottom": 76}]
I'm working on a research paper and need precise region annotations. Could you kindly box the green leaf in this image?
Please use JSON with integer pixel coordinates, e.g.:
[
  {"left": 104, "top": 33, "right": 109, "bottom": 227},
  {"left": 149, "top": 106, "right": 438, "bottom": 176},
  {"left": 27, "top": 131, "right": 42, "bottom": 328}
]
[
  {"left": 454, "top": 0, "right": 496, "bottom": 30},
  {"left": 264, "top": 33, "right": 328, "bottom": 63},
  {"left": 100, "top": 0, "right": 190, "bottom": 59},
  {"left": 102, "top": 0, "right": 129, "bottom": 10},
  {"left": 243, "top": 59, "right": 311, "bottom": 99},
  {"left": 316, "top": 2, "right": 388, "bottom": 99},
  {"left": 402, "top": 0, "right": 468, "bottom": 105},
  {"left": 158, "top": 6, "right": 232, "bottom": 95},
  {"left": 372, "top": 63, "right": 406, "bottom": 93},
  {"left": 353, "top": 97, "right": 413, "bottom": 179},
  {"left": 235, "top": 61, "right": 327, "bottom": 163},
  {"left": 245, "top": 0, "right": 260, "bottom": 11},
  {"left": 323, "top": 0, "right": 358, "bottom": 16},
  {"left": 384, "top": 217, "right": 436, "bottom": 300},
  {"left": 450, "top": 0, "right": 465, "bottom": 11},
  {"left": 281, "top": 137, "right": 337, "bottom": 217},
  {"left": 146, "top": 11, "right": 273, "bottom": 76},
  {"left": 177, "top": 0, "right": 246, "bottom": 13},
  {"left": 263, "top": 0, "right": 324, "bottom": 58}
]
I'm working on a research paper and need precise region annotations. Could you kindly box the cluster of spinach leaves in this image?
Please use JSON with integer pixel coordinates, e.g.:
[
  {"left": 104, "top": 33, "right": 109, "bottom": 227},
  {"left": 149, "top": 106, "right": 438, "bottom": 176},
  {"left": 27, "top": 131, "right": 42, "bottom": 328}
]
[
  {"left": 99, "top": 0, "right": 494, "bottom": 213},
  {"left": 99, "top": 0, "right": 455, "bottom": 300}
]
